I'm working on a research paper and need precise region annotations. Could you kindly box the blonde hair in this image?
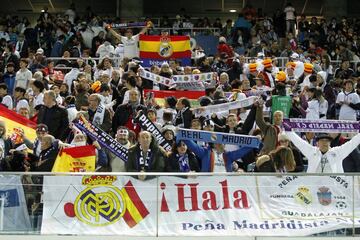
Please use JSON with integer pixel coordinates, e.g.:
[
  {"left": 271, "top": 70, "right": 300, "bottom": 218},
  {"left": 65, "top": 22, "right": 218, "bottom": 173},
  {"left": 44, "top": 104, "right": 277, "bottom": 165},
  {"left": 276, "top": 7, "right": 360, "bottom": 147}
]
[{"left": 270, "top": 146, "right": 296, "bottom": 171}]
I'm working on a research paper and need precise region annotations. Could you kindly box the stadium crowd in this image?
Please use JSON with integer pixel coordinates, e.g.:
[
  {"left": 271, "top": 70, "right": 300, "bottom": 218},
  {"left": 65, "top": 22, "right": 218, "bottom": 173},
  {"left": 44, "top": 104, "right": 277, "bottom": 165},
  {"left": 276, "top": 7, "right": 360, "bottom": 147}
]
[{"left": 0, "top": 2, "right": 360, "bottom": 176}]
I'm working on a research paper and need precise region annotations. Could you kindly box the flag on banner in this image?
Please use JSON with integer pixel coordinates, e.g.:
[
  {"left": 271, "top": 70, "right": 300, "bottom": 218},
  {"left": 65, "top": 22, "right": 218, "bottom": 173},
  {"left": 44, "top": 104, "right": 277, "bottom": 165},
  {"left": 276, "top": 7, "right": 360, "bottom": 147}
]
[
  {"left": 41, "top": 175, "right": 157, "bottom": 235},
  {"left": 52, "top": 145, "right": 96, "bottom": 172},
  {"left": 139, "top": 35, "right": 191, "bottom": 67},
  {"left": 0, "top": 105, "right": 37, "bottom": 143},
  {"left": 121, "top": 181, "right": 150, "bottom": 228},
  {"left": 143, "top": 89, "right": 205, "bottom": 108},
  {"left": 0, "top": 175, "right": 31, "bottom": 231}
]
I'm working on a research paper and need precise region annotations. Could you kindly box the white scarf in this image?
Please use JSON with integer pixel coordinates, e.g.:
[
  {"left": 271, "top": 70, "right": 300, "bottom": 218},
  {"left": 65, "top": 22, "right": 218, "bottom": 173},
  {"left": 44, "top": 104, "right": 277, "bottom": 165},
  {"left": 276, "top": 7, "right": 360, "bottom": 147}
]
[
  {"left": 139, "top": 146, "right": 152, "bottom": 170},
  {"left": 93, "top": 104, "right": 106, "bottom": 126}
]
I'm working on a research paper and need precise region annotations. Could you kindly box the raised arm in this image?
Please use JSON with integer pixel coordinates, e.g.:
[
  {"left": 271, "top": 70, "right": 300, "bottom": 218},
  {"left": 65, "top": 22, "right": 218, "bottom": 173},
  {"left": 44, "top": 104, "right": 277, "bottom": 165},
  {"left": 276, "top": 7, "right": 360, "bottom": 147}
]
[
  {"left": 332, "top": 133, "right": 360, "bottom": 161},
  {"left": 285, "top": 131, "right": 317, "bottom": 161},
  {"left": 106, "top": 26, "right": 122, "bottom": 41},
  {"left": 182, "top": 140, "right": 207, "bottom": 159}
]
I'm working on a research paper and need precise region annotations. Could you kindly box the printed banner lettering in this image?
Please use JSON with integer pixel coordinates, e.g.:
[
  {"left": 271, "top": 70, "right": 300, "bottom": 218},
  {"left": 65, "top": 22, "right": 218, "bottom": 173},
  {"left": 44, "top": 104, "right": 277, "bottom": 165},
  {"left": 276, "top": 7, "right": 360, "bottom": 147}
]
[
  {"left": 137, "top": 111, "right": 172, "bottom": 151},
  {"left": 193, "top": 96, "right": 257, "bottom": 117},
  {"left": 283, "top": 118, "right": 360, "bottom": 133},
  {"left": 158, "top": 176, "right": 360, "bottom": 236},
  {"left": 74, "top": 116, "right": 128, "bottom": 162},
  {"left": 176, "top": 128, "right": 261, "bottom": 148},
  {"left": 41, "top": 175, "right": 360, "bottom": 236}
]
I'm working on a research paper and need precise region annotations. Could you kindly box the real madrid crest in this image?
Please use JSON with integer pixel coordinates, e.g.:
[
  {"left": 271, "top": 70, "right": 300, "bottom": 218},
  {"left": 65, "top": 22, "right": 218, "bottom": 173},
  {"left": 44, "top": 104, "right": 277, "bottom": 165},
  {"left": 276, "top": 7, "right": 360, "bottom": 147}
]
[{"left": 158, "top": 36, "right": 173, "bottom": 58}]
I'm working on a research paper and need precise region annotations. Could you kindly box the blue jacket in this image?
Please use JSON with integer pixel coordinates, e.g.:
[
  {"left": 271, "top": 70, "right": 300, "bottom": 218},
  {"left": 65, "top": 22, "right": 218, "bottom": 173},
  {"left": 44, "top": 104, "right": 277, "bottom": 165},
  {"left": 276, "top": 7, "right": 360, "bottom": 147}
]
[
  {"left": 183, "top": 140, "right": 253, "bottom": 172},
  {"left": 234, "top": 17, "right": 252, "bottom": 29},
  {"left": 51, "top": 41, "right": 63, "bottom": 57},
  {"left": 3, "top": 73, "right": 16, "bottom": 95}
]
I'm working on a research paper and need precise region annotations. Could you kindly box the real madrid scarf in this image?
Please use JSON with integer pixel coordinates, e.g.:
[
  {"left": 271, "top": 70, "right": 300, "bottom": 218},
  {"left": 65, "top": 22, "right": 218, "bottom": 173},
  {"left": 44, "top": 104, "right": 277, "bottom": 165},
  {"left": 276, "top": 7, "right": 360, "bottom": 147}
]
[
  {"left": 283, "top": 118, "right": 360, "bottom": 133},
  {"left": 137, "top": 146, "right": 153, "bottom": 171},
  {"left": 176, "top": 128, "right": 261, "bottom": 148}
]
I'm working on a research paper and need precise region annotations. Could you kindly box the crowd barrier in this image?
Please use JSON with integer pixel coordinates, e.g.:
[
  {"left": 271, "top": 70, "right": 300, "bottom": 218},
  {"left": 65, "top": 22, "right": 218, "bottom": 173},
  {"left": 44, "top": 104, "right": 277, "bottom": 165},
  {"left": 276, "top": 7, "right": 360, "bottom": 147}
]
[{"left": 0, "top": 172, "right": 359, "bottom": 237}]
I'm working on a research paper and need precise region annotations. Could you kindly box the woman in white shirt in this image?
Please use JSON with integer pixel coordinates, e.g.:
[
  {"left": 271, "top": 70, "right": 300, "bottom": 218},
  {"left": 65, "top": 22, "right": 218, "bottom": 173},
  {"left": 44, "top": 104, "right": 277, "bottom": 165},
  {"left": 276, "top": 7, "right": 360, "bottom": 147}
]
[
  {"left": 304, "top": 87, "right": 320, "bottom": 119},
  {"left": 30, "top": 80, "right": 44, "bottom": 109},
  {"left": 94, "top": 57, "right": 114, "bottom": 81}
]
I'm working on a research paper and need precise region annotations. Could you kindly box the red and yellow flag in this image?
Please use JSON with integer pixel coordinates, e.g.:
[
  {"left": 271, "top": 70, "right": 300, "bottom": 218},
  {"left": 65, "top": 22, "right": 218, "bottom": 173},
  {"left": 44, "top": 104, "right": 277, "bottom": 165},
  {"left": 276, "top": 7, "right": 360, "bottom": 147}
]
[
  {"left": 52, "top": 145, "right": 96, "bottom": 172},
  {"left": 144, "top": 89, "right": 205, "bottom": 108},
  {"left": 121, "top": 181, "right": 150, "bottom": 228},
  {"left": 0, "top": 105, "right": 37, "bottom": 143},
  {"left": 139, "top": 35, "right": 191, "bottom": 67}
]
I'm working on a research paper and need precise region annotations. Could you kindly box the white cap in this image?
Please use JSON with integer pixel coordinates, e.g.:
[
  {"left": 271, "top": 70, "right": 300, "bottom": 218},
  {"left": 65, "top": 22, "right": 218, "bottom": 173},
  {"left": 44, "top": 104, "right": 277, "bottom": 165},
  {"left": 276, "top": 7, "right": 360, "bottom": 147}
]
[
  {"left": 219, "top": 36, "right": 227, "bottom": 43},
  {"left": 290, "top": 52, "right": 299, "bottom": 59},
  {"left": 257, "top": 52, "right": 265, "bottom": 58},
  {"left": 36, "top": 48, "right": 44, "bottom": 55}
]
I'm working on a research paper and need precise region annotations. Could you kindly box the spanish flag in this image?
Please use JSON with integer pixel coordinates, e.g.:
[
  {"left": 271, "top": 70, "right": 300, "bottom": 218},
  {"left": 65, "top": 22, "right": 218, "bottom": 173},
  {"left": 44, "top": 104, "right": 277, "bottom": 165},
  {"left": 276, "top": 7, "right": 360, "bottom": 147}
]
[
  {"left": 139, "top": 35, "right": 191, "bottom": 67},
  {"left": 121, "top": 181, "right": 150, "bottom": 228},
  {"left": 0, "top": 105, "right": 37, "bottom": 143},
  {"left": 52, "top": 145, "right": 96, "bottom": 172},
  {"left": 144, "top": 89, "right": 205, "bottom": 108}
]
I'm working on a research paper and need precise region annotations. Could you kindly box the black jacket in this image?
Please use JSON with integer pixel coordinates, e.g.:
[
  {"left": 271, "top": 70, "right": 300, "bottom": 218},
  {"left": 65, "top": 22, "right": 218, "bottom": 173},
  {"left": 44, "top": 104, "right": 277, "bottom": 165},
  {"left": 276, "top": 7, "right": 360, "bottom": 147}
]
[
  {"left": 174, "top": 107, "right": 192, "bottom": 129},
  {"left": 112, "top": 103, "right": 147, "bottom": 133},
  {"left": 37, "top": 104, "right": 69, "bottom": 141},
  {"left": 32, "top": 140, "right": 59, "bottom": 172}
]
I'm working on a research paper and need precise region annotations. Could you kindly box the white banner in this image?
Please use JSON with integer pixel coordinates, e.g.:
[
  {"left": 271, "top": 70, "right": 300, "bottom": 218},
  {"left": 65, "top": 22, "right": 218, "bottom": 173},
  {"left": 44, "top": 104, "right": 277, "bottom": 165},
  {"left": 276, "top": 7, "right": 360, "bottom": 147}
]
[
  {"left": 41, "top": 175, "right": 360, "bottom": 236},
  {"left": 41, "top": 175, "right": 157, "bottom": 235},
  {"left": 0, "top": 175, "right": 30, "bottom": 232},
  {"left": 158, "top": 176, "right": 360, "bottom": 236},
  {"left": 139, "top": 69, "right": 216, "bottom": 87},
  {"left": 193, "top": 96, "right": 257, "bottom": 117},
  {"left": 139, "top": 69, "right": 172, "bottom": 87},
  {"left": 172, "top": 73, "right": 216, "bottom": 83}
]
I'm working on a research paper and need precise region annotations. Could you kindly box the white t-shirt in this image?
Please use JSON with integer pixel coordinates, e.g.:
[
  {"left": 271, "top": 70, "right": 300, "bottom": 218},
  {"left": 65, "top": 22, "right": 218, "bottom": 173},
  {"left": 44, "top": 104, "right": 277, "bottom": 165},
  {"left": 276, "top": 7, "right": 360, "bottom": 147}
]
[
  {"left": 1, "top": 95, "right": 13, "bottom": 109},
  {"left": 212, "top": 150, "right": 227, "bottom": 173},
  {"left": 306, "top": 99, "right": 320, "bottom": 119},
  {"left": 64, "top": 68, "right": 81, "bottom": 93},
  {"left": 33, "top": 92, "right": 44, "bottom": 109},
  {"left": 336, "top": 91, "right": 360, "bottom": 120},
  {"left": 96, "top": 42, "right": 115, "bottom": 59},
  {"left": 120, "top": 34, "right": 140, "bottom": 59},
  {"left": 319, "top": 100, "right": 328, "bottom": 119},
  {"left": 15, "top": 68, "right": 32, "bottom": 89},
  {"left": 284, "top": 6, "right": 295, "bottom": 20}
]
